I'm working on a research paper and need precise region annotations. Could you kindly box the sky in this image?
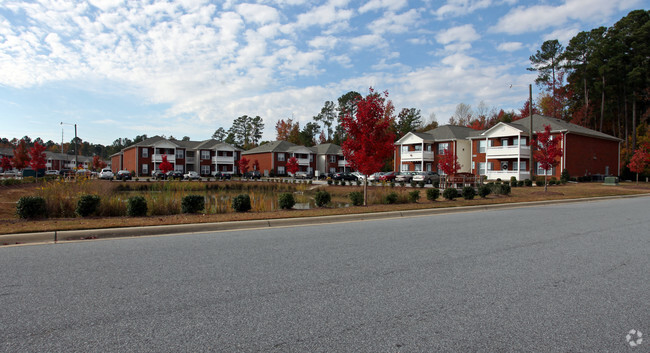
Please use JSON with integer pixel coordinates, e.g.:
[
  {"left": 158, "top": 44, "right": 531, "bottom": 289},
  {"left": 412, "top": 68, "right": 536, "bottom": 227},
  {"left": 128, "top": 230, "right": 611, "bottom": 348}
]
[{"left": 0, "top": 0, "right": 644, "bottom": 146}]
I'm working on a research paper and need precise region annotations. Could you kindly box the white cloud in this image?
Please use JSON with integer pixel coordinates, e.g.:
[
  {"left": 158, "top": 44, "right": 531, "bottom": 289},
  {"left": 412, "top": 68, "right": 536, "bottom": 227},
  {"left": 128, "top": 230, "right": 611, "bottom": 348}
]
[
  {"left": 497, "top": 41, "right": 523, "bottom": 52},
  {"left": 348, "top": 34, "right": 385, "bottom": 50},
  {"left": 434, "top": 0, "right": 493, "bottom": 18},
  {"left": 236, "top": 3, "right": 280, "bottom": 25},
  {"left": 369, "top": 8, "right": 421, "bottom": 35},
  {"left": 543, "top": 26, "right": 580, "bottom": 43},
  {"left": 435, "top": 24, "right": 480, "bottom": 45},
  {"left": 359, "top": 0, "right": 408, "bottom": 13}
]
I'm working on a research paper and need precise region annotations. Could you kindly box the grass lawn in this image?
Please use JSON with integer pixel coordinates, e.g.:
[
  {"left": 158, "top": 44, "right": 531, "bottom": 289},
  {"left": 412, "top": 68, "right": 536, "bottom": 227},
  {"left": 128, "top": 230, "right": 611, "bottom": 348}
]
[{"left": 1, "top": 180, "right": 649, "bottom": 235}]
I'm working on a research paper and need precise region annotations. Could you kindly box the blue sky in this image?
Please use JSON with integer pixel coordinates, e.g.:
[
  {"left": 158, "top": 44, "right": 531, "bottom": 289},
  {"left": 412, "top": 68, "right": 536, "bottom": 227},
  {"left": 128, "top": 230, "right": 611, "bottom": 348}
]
[{"left": 0, "top": 0, "right": 644, "bottom": 146}]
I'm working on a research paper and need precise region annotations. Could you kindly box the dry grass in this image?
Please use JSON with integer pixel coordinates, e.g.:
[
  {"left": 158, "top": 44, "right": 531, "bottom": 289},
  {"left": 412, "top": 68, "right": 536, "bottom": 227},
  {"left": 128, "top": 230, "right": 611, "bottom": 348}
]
[{"left": 1, "top": 181, "right": 649, "bottom": 235}]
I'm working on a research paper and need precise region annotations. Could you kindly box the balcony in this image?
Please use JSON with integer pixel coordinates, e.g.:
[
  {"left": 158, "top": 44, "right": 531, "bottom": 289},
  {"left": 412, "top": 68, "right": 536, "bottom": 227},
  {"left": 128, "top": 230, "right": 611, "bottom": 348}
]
[
  {"left": 401, "top": 150, "right": 434, "bottom": 162},
  {"left": 186, "top": 157, "right": 195, "bottom": 163},
  {"left": 485, "top": 145, "right": 530, "bottom": 159},
  {"left": 297, "top": 158, "right": 311, "bottom": 165},
  {"left": 485, "top": 170, "right": 531, "bottom": 180},
  {"left": 338, "top": 160, "right": 349, "bottom": 167},
  {"left": 212, "top": 155, "right": 235, "bottom": 164},
  {"left": 152, "top": 154, "right": 175, "bottom": 163}
]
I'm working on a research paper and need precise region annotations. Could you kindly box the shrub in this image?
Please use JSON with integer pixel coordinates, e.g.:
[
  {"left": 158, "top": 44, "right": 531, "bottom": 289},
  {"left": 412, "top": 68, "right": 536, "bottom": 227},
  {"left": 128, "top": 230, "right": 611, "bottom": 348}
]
[
  {"left": 500, "top": 184, "right": 512, "bottom": 195},
  {"left": 314, "top": 190, "right": 331, "bottom": 207},
  {"left": 76, "top": 194, "right": 101, "bottom": 217},
  {"left": 333, "top": 179, "right": 339, "bottom": 186},
  {"left": 517, "top": 180, "right": 524, "bottom": 187},
  {"left": 399, "top": 181, "right": 405, "bottom": 187},
  {"left": 408, "top": 190, "right": 420, "bottom": 203},
  {"left": 462, "top": 186, "right": 476, "bottom": 200},
  {"left": 561, "top": 169, "right": 570, "bottom": 184},
  {"left": 524, "top": 179, "right": 533, "bottom": 187},
  {"left": 426, "top": 188, "right": 440, "bottom": 201},
  {"left": 327, "top": 179, "right": 333, "bottom": 185},
  {"left": 232, "top": 194, "right": 252, "bottom": 212},
  {"left": 410, "top": 181, "right": 417, "bottom": 188},
  {"left": 181, "top": 195, "right": 205, "bottom": 213},
  {"left": 433, "top": 181, "right": 440, "bottom": 188},
  {"left": 478, "top": 185, "right": 491, "bottom": 198},
  {"left": 356, "top": 179, "right": 361, "bottom": 186},
  {"left": 510, "top": 176, "right": 518, "bottom": 187},
  {"left": 278, "top": 193, "right": 295, "bottom": 210},
  {"left": 16, "top": 196, "right": 47, "bottom": 219},
  {"left": 418, "top": 181, "right": 425, "bottom": 188},
  {"left": 536, "top": 180, "right": 544, "bottom": 187},
  {"left": 127, "top": 196, "right": 148, "bottom": 217},
  {"left": 384, "top": 192, "right": 398, "bottom": 204},
  {"left": 390, "top": 181, "right": 395, "bottom": 188},
  {"left": 349, "top": 191, "right": 364, "bottom": 206},
  {"left": 548, "top": 180, "right": 556, "bottom": 186},
  {"left": 443, "top": 188, "right": 458, "bottom": 200}
]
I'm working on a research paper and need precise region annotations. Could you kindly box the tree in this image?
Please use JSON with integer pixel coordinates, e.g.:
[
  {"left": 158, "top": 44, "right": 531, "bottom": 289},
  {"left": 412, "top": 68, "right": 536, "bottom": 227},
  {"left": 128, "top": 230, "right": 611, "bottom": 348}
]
[
  {"left": 299, "top": 122, "right": 320, "bottom": 147},
  {"left": 627, "top": 143, "right": 650, "bottom": 184},
  {"left": 314, "top": 101, "right": 336, "bottom": 141},
  {"left": 448, "top": 103, "right": 473, "bottom": 126},
  {"left": 341, "top": 88, "right": 396, "bottom": 205},
  {"left": 394, "top": 108, "right": 422, "bottom": 139},
  {"left": 533, "top": 125, "right": 564, "bottom": 191},
  {"left": 418, "top": 112, "right": 439, "bottom": 132},
  {"left": 12, "top": 139, "right": 30, "bottom": 170},
  {"left": 212, "top": 127, "right": 227, "bottom": 141},
  {"left": 229, "top": 115, "right": 265, "bottom": 149},
  {"left": 335, "top": 91, "right": 362, "bottom": 144},
  {"left": 159, "top": 155, "right": 173, "bottom": 174},
  {"left": 28, "top": 141, "right": 46, "bottom": 178},
  {"left": 276, "top": 118, "right": 298, "bottom": 141},
  {"left": 238, "top": 156, "right": 250, "bottom": 175},
  {"left": 286, "top": 156, "right": 299, "bottom": 177},
  {"left": 92, "top": 155, "right": 107, "bottom": 171},
  {"left": 528, "top": 39, "right": 565, "bottom": 119},
  {"left": 437, "top": 148, "right": 461, "bottom": 186},
  {"left": 1, "top": 155, "right": 12, "bottom": 172}
]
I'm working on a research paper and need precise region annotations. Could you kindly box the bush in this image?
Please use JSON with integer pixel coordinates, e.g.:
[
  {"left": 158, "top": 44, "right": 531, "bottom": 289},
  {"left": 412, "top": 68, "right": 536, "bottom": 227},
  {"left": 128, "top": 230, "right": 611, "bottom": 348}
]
[
  {"left": 426, "top": 188, "right": 440, "bottom": 201},
  {"left": 517, "top": 180, "right": 524, "bottom": 187},
  {"left": 390, "top": 181, "right": 395, "bottom": 188},
  {"left": 384, "top": 192, "right": 398, "bottom": 204},
  {"left": 548, "top": 180, "right": 556, "bottom": 186},
  {"left": 561, "top": 168, "right": 570, "bottom": 183},
  {"left": 399, "top": 181, "right": 405, "bottom": 187},
  {"left": 16, "top": 196, "right": 47, "bottom": 219},
  {"left": 314, "top": 190, "right": 331, "bottom": 207},
  {"left": 443, "top": 188, "right": 458, "bottom": 200},
  {"left": 524, "top": 179, "right": 533, "bottom": 187},
  {"left": 232, "top": 194, "right": 252, "bottom": 212},
  {"left": 410, "top": 181, "right": 417, "bottom": 188},
  {"left": 278, "top": 193, "right": 295, "bottom": 210},
  {"left": 510, "top": 176, "right": 517, "bottom": 187},
  {"left": 333, "top": 179, "right": 339, "bottom": 186},
  {"left": 327, "top": 179, "right": 333, "bottom": 185},
  {"left": 349, "top": 191, "right": 364, "bottom": 206},
  {"left": 478, "top": 185, "right": 491, "bottom": 198},
  {"left": 408, "top": 190, "right": 420, "bottom": 203},
  {"left": 127, "top": 196, "right": 148, "bottom": 217},
  {"left": 462, "top": 186, "right": 476, "bottom": 200},
  {"left": 76, "top": 194, "right": 101, "bottom": 217},
  {"left": 433, "top": 181, "right": 440, "bottom": 188},
  {"left": 356, "top": 179, "right": 361, "bottom": 186},
  {"left": 418, "top": 181, "right": 425, "bottom": 188},
  {"left": 536, "top": 180, "right": 544, "bottom": 187},
  {"left": 181, "top": 195, "right": 205, "bottom": 213}
]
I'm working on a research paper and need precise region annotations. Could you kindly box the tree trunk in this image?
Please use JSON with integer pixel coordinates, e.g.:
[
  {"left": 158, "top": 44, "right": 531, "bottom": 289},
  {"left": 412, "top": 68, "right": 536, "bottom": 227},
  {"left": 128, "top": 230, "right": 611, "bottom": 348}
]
[
  {"left": 544, "top": 174, "right": 548, "bottom": 192},
  {"left": 363, "top": 177, "right": 368, "bottom": 206},
  {"left": 599, "top": 75, "right": 605, "bottom": 132},
  {"left": 632, "top": 94, "right": 637, "bottom": 150},
  {"left": 584, "top": 77, "right": 588, "bottom": 109}
]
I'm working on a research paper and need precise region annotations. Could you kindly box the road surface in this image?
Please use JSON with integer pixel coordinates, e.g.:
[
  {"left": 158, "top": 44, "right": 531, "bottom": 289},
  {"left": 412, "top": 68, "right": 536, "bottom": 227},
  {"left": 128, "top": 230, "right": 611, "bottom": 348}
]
[{"left": 1, "top": 196, "right": 649, "bottom": 352}]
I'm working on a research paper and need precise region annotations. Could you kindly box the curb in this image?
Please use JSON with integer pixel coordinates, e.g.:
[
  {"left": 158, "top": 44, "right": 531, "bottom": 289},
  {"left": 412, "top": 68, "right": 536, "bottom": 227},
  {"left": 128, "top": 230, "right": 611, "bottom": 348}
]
[{"left": 2, "top": 193, "right": 649, "bottom": 246}]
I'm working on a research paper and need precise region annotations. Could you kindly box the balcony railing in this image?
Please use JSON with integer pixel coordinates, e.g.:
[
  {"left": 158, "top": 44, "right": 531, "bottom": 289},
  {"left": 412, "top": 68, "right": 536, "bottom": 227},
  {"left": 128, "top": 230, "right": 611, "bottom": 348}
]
[
  {"left": 212, "top": 155, "right": 235, "bottom": 164},
  {"left": 401, "top": 151, "right": 434, "bottom": 161},
  {"left": 186, "top": 157, "right": 195, "bottom": 163},
  {"left": 485, "top": 170, "right": 531, "bottom": 180},
  {"left": 485, "top": 145, "right": 530, "bottom": 158},
  {"left": 338, "top": 160, "right": 348, "bottom": 167},
  {"left": 152, "top": 154, "right": 175, "bottom": 162},
  {"left": 298, "top": 158, "right": 310, "bottom": 165}
]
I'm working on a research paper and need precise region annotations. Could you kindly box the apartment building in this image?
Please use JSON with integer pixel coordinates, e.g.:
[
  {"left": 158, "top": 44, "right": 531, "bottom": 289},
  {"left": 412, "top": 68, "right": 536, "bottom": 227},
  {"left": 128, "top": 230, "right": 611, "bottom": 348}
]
[
  {"left": 242, "top": 141, "right": 317, "bottom": 176},
  {"left": 313, "top": 143, "right": 349, "bottom": 175}
]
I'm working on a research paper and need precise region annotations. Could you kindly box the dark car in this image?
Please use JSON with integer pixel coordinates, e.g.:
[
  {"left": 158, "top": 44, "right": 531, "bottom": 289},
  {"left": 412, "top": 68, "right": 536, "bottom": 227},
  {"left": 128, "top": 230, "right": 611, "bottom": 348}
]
[
  {"left": 212, "top": 171, "right": 232, "bottom": 180},
  {"left": 318, "top": 172, "right": 334, "bottom": 180},
  {"left": 116, "top": 170, "right": 132, "bottom": 181},
  {"left": 334, "top": 172, "right": 357, "bottom": 181},
  {"left": 244, "top": 171, "right": 261, "bottom": 179},
  {"left": 166, "top": 170, "right": 183, "bottom": 180},
  {"left": 152, "top": 171, "right": 167, "bottom": 180},
  {"left": 379, "top": 171, "right": 396, "bottom": 182},
  {"left": 59, "top": 169, "right": 75, "bottom": 177}
]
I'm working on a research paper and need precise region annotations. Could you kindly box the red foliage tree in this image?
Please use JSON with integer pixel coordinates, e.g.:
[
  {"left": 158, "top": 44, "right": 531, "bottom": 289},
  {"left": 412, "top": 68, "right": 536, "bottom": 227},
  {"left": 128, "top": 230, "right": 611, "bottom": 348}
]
[
  {"left": 533, "top": 124, "right": 563, "bottom": 191},
  {"left": 341, "top": 88, "right": 396, "bottom": 205},
  {"left": 158, "top": 155, "right": 173, "bottom": 174},
  {"left": 28, "top": 141, "right": 47, "bottom": 179},
  {"left": 12, "top": 139, "right": 30, "bottom": 170},
  {"left": 238, "top": 156, "right": 250, "bottom": 175},
  {"left": 627, "top": 144, "right": 650, "bottom": 184},
  {"left": 437, "top": 148, "right": 461, "bottom": 186},
  {"left": 92, "top": 155, "right": 108, "bottom": 171},
  {"left": 286, "top": 156, "right": 299, "bottom": 177},
  {"left": 1, "top": 156, "right": 12, "bottom": 172}
]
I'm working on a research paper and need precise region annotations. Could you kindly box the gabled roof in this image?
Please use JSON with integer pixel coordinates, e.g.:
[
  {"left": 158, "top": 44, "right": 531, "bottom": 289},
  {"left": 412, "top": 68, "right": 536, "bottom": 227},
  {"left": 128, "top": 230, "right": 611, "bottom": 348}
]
[
  {"left": 173, "top": 140, "right": 202, "bottom": 149},
  {"left": 193, "top": 139, "right": 242, "bottom": 151},
  {"left": 509, "top": 114, "right": 621, "bottom": 141},
  {"left": 424, "top": 125, "right": 482, "bottom": 140},
  {"left": 132, "top": 135, "right": 178, "bottom": 147},
  {"left": 313, "top": 143, "right": 342, "bottom": 155},
  {"left": 242, "top": 140, "right": 298, "bottom": 154}
]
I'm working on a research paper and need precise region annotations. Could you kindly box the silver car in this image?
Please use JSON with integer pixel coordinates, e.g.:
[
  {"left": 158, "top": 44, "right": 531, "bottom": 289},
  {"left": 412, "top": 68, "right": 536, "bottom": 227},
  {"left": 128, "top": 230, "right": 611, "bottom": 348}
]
[
  {"left": 395, "top": 172, "right": 414, "bottom": 183},
  {"left": 412, "top": 171, "right": 440, "bottom": 184},
  {"left": 99, "top": 168, "right": 114, "bottom": 180}
]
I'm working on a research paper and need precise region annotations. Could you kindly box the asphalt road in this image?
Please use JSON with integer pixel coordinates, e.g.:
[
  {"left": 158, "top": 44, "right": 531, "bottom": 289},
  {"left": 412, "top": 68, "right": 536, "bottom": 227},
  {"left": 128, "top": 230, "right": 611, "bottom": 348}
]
[{"left": 1, "top": 196, "right": 649, "bottom": 352}]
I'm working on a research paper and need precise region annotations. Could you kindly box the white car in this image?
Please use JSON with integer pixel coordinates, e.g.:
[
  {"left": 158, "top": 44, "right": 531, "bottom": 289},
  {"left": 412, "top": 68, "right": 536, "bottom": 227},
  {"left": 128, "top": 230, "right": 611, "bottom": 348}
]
[
  {"left": 184, "top": 171, "right": 200, "bottom": 180},
  {"left": 367, "top": 172, "right": 384, "bottom": 182},
  {"left": 99, "top": 168, "right": 114, "bottom": 180},
  {"left": 45, "top": 170, "right": 59, "bottom": 176},
  {"left": 351, "top": 172, "right": 366, "bottom": 181}
]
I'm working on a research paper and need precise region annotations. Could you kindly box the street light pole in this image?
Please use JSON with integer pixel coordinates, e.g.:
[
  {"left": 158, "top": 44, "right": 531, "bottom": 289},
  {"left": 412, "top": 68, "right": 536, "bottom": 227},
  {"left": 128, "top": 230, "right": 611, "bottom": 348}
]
[
  {"left": 529, "top": 84, "right": 535, "bottom": 181},
  {"left": 60, "top": 122, "right": 78, "bottom": 169}
]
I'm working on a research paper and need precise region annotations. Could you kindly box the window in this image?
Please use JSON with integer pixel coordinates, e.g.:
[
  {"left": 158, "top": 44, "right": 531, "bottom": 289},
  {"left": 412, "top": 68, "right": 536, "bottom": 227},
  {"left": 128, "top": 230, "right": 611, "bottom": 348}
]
[
  {"left": 513, "top": 161, "right": 518, "bottom": 171},
  {"left": 426, "top": 163, "right": 432, "bottom": 171},
  {"left": 201, "top": 165, "right": 211, "bottom": 175},
  {"left": 200, "top": 150, "right": 210, "bottom": 160},
  {"left": 277, "top": 153, "right": 285, "bottom": 162},
  {"left": 501, "top": 138, "right": 508, "bottom": 147},
  {"left": 309, "top": 154, "right": 313, "bottom": 162},
  {"left": 142, "top": 148, "right": 149, "bottom": 158},
  {"left": 414, "top": 164, "right": 422, "bottom": 171},
  {"left": 329, "top": 155, "right": 336, "bottom": 163},
  {"left": 478, "top": 162, "right": 486, "bottom": 174},
  {"left": 142, "top": 164, "right": 149, "bottom": 175},
  {"left": 175, "top": 165, "right": 184, "bottom": 172},
  {"left": 520, "top": 137, "right": 527, "bottom": 146},
  {"left": 401, "top": 145, "right": 408, "bottom": 153},
  {"left": 438, "top": 143, "right": 449, "bottom": 155},
  {"left": 414, "top": 145, "right": 422, "bottom": 151},
  {"left": 478, "top": 140, "right": 486, "bottom": 153},
  {"left": 277, "top": 166, "right": 285, "bottom": 175},
  {"left": 401, "top": 163, "right": 409, "bottom": 171},
  {"left": 536, "top": 163, "right": 555, "bottom": 175},
  {"left": 520, "top": 161, "right": 526, "bottom": 171},
  {"left": 329, "top": 167, "right": 336, "bottom": 173},
  {"left": 487, "top": 162, "right": 494, "bottom": 171},
  {"left": 472, "top": 161, "right": 475, "bottom": 170},
  {"left": 176, "top": 149, "right": 184, "bottom": 159},
  {"left": 426, "top": 144, "right": 432, "bottom": 152}
]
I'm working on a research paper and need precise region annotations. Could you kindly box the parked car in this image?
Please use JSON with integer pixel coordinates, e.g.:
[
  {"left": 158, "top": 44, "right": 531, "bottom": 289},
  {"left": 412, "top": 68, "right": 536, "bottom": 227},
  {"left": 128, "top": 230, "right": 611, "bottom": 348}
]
[
  {"left": 99, "top": 168, "right": 114, "bottom": 180},
  {"left": 212, "top": 171, "right": 232, "bottom": 180},
  {"left": 116, "top": 170, "right": 132, "bottom": 181},
  {"left": 379, "top": 171, "right": 396, "bottom": 182},
  {"left": 367, "top": 172, "right": 384, "bottom": 182},
  {"left": 45, "top": 169, "right": 59, "bottom": 176},
  {"left": 166, "top": 170, "right": 183, "bottom": 180},
  {"left": 412, "top": 171, "right": 441, "bottom": 184},
  {"left": 244, "top": 171, "right": 261, "bottom": 180},
  {"left": 395, "top": 172, "right": 414, "bottom": 183},
  {"left": 1, "top": 169, "right": 19, "bottom": 177},
  {"left": 318, "top": 172, "right": 334, "bottom": 180},
  {"left": 76, "top": 169, "right": 92, "bottom": 177},
  {"left": 152, "top": 171, "right": 167, "bottom": 180},
  {"left": 184, "top": 171, "right": 200, "bottom": 180},
  {"left": 294, "top": 171, "right": 313, "bottom": 179},
  {"left": 351, "top": 172, "right": 366, "bottom": 181},
  {"left": 59, "top": 169, "right": 75, "bottom": 177},
  {"left": 333, "top": 172, "right": 357, "bottom": 181}
]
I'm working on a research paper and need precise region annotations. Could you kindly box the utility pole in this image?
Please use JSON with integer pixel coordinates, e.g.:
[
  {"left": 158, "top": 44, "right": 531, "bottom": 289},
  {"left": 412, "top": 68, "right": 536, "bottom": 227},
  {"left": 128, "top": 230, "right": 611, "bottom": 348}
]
[
  {"left": 529, "top": 84, "right": 535, "bottom": 181},
  {"left": 61, "top": 122, "right": 78, "bottom": 168}
]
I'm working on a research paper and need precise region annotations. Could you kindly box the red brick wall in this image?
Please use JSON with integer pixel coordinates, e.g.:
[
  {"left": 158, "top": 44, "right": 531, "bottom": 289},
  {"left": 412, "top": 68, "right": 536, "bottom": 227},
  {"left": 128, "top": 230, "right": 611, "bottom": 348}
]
[
  {"left": 123, "top": 147, "right": 137, "bottom": 174},
  {"left": 565, "top": 133, "right": 619, "bottom": 177},
  {"left": 110, "top": 155, "right": 122, "bottom": 173},
  {"left": 244, "top": 152, "right": 273, "bottom": 175}
]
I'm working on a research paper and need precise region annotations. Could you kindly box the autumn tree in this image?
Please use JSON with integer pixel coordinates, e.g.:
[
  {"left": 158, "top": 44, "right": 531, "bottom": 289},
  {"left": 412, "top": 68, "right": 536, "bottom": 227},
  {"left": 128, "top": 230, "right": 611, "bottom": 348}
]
[
  {"left": 341, "top": 88, "right": 396, "bottom": 205},
  {"left": 1, "top": 156, "right": 12, "bottom": 172},
  {"left": 276, "top": 118, "right": 297, "bottom": 141},
  {"left": 12, "top": 139, "right": 30, "bottom": 170},
  {"left": 437, "top": 148, "right": 461, "bottom": 187},
  {"left": 286, "top": 156, "right": 299, "bottom": 177},
  {"left": 627, "top": 143, "right": 650, "bottom": 184},
  {"left": 159, "top": 155, "right": 173, "bottom": 174},
  {"left": 28, "top": 142, "right": 47, "bottom": 179},
  {"left": 238, "top": 156, "right": 250, "bottom": 175},
  {"left": 533, "top": 125, "right": 564, "bottom": 191}
]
